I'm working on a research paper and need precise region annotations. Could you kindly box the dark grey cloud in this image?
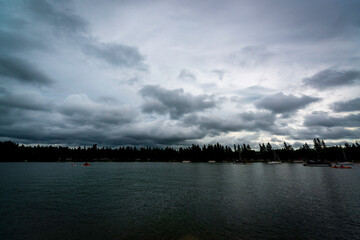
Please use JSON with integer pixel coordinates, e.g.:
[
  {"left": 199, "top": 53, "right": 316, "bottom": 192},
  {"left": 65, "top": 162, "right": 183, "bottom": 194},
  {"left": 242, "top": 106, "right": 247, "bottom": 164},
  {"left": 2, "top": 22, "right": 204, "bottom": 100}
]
[
  {"left": 0, "top": 105, "right": 16, "bottom": 127},
  {"left": 303, "top": 68, "right": 360, "bottom": 89},
  {"left": 1, "top": 0, "right": 148, "bottom": 81},
  {"left": 178, "top": 69, "right": 196, "bottom": 82},
  {"left": 30, "top": 1, "right": 149, "bottom": 71},
  {"left": 291, "top": 127, "right": 360, "bottom": 140},
  {"left": 0, "top": 15, "right": 28, "bottom": 31},
  {"left": 84, "top": 42, "right": 147, "bottom": 70},
  {"left": 0, "top": 30, "right": 45, "bottom": 53},
  {"left": 123, "top": 124, "right": 206, "bottom": 146},
  {"left": 0, "top": 123, "right": 114, "bottom": 146},
  {"left": 60, "top": 94, "right": 137, "bottom": 128},
  {"left": 0, "top": 106, "right": 204, "bottom": 147},
  {"left": 1, "top": 0, "right": 359, "bottom": 147},
  {"left": 0, "top": 89, "right": 51, "bottom": 112},
  {"left": 27, "top": 0, "right": 88, "bottom": 34},
  {"left": 276, "top": 1, "right": 360, "bottom": 42},
  {"left": 0, "top": 56, "right": 52, "bottom": 85},
  {"left": 304, "top": 111, "right": 360, "bottom": 128},
  {"left": 183, "top": 111, "right": 277, "bottom": 134},
  {"left": 0, "top": 121, "right": 203, "bottom": 147},
  {"left": 0, "top": 90, "right": 53, "bottom": 129},
  {"left": 331, "top": 98, "right": 360, "bottom": 112},
  {"left": 0, "top": 93, "right": 140, "bottom": 146},
  {"left": 255, "top": 92, "right": 320, "bottom": 114},
  {"left": 140, "top": 85, "right": 216, "bottom": 119}
]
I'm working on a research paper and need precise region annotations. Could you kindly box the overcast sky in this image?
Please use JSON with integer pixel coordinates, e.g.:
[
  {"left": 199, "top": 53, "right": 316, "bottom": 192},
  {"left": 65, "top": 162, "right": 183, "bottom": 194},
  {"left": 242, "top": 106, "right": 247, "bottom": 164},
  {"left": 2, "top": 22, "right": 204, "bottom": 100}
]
[{"left": 1, "top": 0, "right": 359, "bottom": 149}]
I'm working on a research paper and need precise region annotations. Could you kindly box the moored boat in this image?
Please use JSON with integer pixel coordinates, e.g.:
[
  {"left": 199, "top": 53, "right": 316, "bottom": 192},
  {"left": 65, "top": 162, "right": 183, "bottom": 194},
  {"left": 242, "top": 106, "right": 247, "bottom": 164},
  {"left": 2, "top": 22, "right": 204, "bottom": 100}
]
[
  {"left": 331, "top": 165, "right": 352, "bottom": 169},
  {"left": 336, "top": 148, "right": 354, "bottom": 165},
  {"left": 303, "top": 160, "right": 330, "bottom": 167},
  {"left": 293, "top": 160, "right": 304, "bottom": 164},
  {"left": 268, "top": 161, "right": 281, "bottom": 164},
  {"left": 82, "top": 162, "right": 91, "bottom": 166},
  {"left": 233, "top": 149, "right": 247, "bottom": 164},
  {"left": 267, "top": 151, "right": 281, "bottom": 164},
  {"left": 335, "top": 161, "right": 354, "bottom": 165}
]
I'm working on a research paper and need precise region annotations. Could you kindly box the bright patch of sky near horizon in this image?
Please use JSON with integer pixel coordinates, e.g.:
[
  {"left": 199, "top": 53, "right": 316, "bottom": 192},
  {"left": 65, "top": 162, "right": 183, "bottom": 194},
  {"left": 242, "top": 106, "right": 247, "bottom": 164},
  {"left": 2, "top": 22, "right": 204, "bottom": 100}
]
[{"left": 0, "top": 0, "right": 359, "bottom": 149}]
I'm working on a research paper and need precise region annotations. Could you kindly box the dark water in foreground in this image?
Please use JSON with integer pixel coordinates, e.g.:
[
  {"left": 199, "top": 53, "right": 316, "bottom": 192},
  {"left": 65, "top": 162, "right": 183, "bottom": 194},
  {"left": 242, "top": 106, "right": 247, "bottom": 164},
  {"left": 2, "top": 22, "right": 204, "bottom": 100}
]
[{"left": 1, "top": 162, "right": 360, "bottom": 240}]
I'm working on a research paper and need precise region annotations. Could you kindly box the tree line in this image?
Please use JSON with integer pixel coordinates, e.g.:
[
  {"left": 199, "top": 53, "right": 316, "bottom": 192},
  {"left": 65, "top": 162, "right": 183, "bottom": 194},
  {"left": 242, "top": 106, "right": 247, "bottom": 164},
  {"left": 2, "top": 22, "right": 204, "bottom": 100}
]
[{"left": 0, "top": 139, "right": 359, "bottom": 162}]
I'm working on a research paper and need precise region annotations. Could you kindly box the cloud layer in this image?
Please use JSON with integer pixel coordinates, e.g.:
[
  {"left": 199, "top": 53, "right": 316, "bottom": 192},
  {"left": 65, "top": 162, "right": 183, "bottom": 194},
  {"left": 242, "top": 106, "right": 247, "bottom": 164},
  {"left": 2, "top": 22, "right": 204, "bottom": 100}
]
[
  {"left": 0, "top": 56, "right": 52, "bottom": 85},
  {"left": 140, "top": 85, "right": 217, "bottom": 119},
  {"left": 84, "top": 42, "right": 147, "bottom": 70},
  {"left": 255, "top": 93, "right": 320, "bottom": 114},
  {"left": 303, "top": 69, "right": 360, "bottom": 89},
  {"left": 0, "top": 0, "right": 359, "bottom": 147},
  {"left": 331, "top": 98, "right": 360, "bottom": 112},
  {"left": 304, "top": 112, "right": 360, "bottom": 128}
]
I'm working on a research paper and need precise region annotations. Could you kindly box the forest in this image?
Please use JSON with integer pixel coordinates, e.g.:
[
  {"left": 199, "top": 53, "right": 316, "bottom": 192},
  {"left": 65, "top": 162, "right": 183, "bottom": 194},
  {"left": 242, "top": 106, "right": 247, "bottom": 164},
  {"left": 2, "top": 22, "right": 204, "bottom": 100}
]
[{"left": 1, "top": 139, "right": 359, "bottom": 163}]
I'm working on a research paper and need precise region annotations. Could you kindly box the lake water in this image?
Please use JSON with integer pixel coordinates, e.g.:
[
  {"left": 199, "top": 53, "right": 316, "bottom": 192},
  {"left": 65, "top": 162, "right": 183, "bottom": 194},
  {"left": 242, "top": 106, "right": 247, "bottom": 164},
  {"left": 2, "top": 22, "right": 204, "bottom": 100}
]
[{"left": 1, "top": 162, "right": 360, "bottom": 240}]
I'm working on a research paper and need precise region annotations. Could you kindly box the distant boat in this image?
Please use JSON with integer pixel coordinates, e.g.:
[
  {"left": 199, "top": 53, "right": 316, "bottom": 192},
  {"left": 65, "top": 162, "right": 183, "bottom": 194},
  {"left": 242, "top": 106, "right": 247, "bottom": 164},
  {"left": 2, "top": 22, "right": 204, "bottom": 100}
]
[
  {"left": 70, "top": 163, "right": 77, "bottom": 166},
  {"left": 331, "top": 165, "right": 352, "bottom": 169},
  {"left": 336, "top": 162, "right": 354, "bottom": 165},
  {"left": 268, "top": 151, "right": 281, "bottom": 164},
  {"left": 336, "top": 148, "right": 354, "bottom": 165},
  {"left": 82, "top": 162, "right": 91, "bottom": 166},
  {"left": 233, "top": 149, "right": 246, "bottom": 164},
  {"left": 182, "top": 160, "right": 190, "bottom": 163},
  {"left": 208, "top": 160, "right": 216, "bottom": 163},
  {"left": 293, "top": 160, "right": 304, "bottom": 164},
  {"left": 303, "top": 160, "right": 330, "bottom": 167}
]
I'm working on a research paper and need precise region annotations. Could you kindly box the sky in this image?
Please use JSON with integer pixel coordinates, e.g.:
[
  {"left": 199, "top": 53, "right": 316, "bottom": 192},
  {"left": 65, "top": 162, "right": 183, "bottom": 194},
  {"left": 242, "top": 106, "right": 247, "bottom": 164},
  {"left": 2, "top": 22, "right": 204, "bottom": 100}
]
[{"left": 0, "top": 0, "right": 360, "bottom": 149}]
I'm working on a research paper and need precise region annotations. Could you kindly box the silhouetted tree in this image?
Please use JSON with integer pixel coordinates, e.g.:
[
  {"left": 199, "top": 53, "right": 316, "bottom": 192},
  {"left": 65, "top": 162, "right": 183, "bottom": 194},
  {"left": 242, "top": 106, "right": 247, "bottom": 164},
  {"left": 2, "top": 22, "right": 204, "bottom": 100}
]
[
  {"left": 266, "top": 142, "right": 272, "bottom": 152},
  {"left": 1, "top": 140, "right": 359, "bottom": 163}
]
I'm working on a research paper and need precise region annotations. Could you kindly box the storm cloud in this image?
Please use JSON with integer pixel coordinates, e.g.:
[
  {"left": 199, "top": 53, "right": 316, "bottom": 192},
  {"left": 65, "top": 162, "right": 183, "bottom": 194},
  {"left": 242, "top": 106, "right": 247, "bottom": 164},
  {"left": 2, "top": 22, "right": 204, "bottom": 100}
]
[
  {"left": 255, "top": 92, "right": 320, "bottom": 114},
  {"left": 21, "top": 0, "right": 148, "bottom": 71},
  {"left": 84, "top": 42, "right": 147, "bottom": 70},
  {"left": 303, "top": 111, "right": 360, "bottom": 128},
  {"left": 331, "top": 98, "right": 360, "bottom": 112},
  {"left": 183, "top": 111, "right": 277, "bottom": 134},
  {"left": 0, "top": 0, "right": 359, "bottom": 147},
  {"left": 140, "top": 85, "right": 217, "bottom": 119},
  {"left": 0, "top": 92, "right": 139, "bottom": 146},
  {"left": 26, "top": 0, "right": 88, "bottom": 34},
  {"left": 0, "top": 89, "right": 51, "bottom": 112},
  {"left": 303, "top": 68, "right": 360, "bottom": 89},
  {"left": 60, "top": 94, "right": 137, "bottom": 127},
  {"left": 291, "top": 127, "right": 360, "bottom": 141},
  {"left": 0, "top": 56, "right": 52, "bottom": 85},
  {"left": 0, "top": 30, "right": 45, "bottom": 53},
  {"left": 123, "top": 120, "right": 206, "bottom": 146}
]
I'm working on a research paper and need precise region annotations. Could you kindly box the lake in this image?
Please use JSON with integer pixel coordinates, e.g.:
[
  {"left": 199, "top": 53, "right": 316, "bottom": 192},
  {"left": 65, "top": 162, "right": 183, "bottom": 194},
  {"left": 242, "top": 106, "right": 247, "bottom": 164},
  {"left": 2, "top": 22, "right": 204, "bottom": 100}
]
[{"left": 1, "top": 162, "right": 360, "bottom": 240}]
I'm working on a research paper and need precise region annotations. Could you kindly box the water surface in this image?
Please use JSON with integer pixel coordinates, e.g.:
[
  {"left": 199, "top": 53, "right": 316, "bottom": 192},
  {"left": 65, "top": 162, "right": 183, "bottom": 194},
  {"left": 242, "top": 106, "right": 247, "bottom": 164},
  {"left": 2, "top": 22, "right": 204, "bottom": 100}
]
[{"left": 1, "top": 162, "right": 360, "bottom": 240}]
